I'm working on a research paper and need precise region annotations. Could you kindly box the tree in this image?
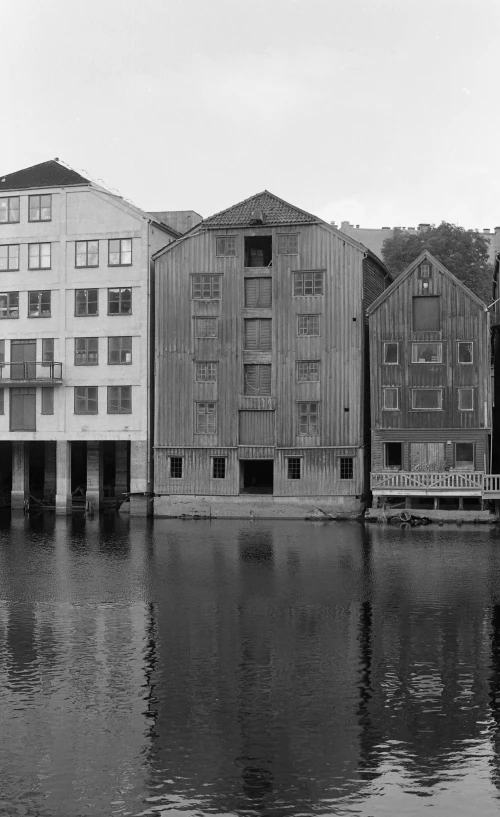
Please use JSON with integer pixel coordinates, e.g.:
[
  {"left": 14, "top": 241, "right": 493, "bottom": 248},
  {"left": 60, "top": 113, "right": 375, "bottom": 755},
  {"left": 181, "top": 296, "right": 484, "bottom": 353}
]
[{"left": 381, "top": 222, "right": 492, "bottom": 303}]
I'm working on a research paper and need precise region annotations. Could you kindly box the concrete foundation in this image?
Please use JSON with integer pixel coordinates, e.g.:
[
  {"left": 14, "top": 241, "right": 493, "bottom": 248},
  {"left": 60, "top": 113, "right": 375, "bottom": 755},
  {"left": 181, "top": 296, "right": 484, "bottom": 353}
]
[
  {"left": 129, "top": 441, "right": 151, "bottom": 516},
  {"left": 115, "top": 441, "right": 128, "bottom": 500},
  {"left": 86, "top": 441, "right": 101, "bottom": 512},
  {"left": 55, "top": 440, "right": 72, "bottom": 515},
  {"left": 44, "top": 441, "right": 57, "bottom": 502},
  {"left": 366, "top": 508, "right": 493, "bottom": 523},
  {"left": 11, "top": 441, "right": 28, "bottom": 510},
  {"left": 153, "top": 494, "right": 362, "bottom": 519}
]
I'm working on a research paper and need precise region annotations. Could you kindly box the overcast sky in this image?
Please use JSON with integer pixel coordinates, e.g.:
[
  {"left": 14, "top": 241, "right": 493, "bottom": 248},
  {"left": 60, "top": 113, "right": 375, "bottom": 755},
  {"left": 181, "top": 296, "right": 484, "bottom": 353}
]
[{"left": 3, "top": 0, "right": 499, "bottom": 228}]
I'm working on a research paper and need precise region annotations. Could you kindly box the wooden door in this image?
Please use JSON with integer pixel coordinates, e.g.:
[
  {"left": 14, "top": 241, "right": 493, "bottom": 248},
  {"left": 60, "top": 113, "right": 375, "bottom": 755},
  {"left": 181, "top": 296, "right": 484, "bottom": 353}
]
[
  {"left": 239, "top": 411, "right": 275, "bottom": 445},
  {"left": 10, "top": 388, "right": 36, "bottom": 431},
  {"left": 410, "top": 442, "right": 445, "bottom": 471},
  {"left": 11, "top": 340, "right": 36, "bottom": 380}
]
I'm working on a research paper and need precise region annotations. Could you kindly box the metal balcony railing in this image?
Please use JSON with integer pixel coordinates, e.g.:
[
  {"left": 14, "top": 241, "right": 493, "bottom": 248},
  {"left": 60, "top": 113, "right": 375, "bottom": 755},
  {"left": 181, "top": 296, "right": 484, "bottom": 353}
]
[{"left": 0, "top": 362, "right": 63, "bottom": 382}]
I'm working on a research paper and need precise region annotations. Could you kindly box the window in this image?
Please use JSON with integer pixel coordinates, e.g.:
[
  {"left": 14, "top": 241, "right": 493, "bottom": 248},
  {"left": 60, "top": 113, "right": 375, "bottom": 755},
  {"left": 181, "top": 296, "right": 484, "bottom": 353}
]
[
  {"left": 244, "top": 236, "right": 272, "bottom": 267},
  {"left": 244, "top": 277, "right": 272, "bottom": 308},
  {"left": 108, "top": 336, "right": 132, "bottom": 364},
  {"left": 244, "top": 364, "right": 271, "bottom": 395},
  {"left": 298, "top": 402, "right": 318, "bottom": 435},
  {"left": 75, "top": 288, "right": 98, "bottom": 316},
  {"left": 170, "top": 457, "right": 183, "bottom": 478},
  {"left": 0, "top": 197, "right": 20, "bottom": 224},
  {"left": 196, "top": 362, "right": 217, "bottom": 381},
  {"left": 213, "top": 457, "right": 226, "bottom": 479},
  {"left": 75, "top": 240, "right": 99, "bottom": 268},
  {"left": 287, "top": 457, "right": 301, "bottom": 479},
  {"left": 216, "top": 236, "right": 236, "bottom": 256},
  {"left": 28, "top": 290, "right": 51, "bottom": 317},
  {"left": 0, "top": 291, "right": 19, "bottom": 318},
  {"left": 29, "top": 194, "right": 51, "bottom": 222},
  {"left": 383, "top": 342, "right": 398, "bottom": 364},
  {"left": 108, "top": 287, "right": 132, "bottom": 315},
  {"left": 458, "top": 342, "right": 473, "bottom": 364},
  {"left": 278, "top": 234, "right": 299, "bottom": 255},
  {"left": 411, "top": 342, "right": 442, "bottom": 363},
  {"left": 383, "top": 387, "right": 399, "bottom": 410},
  {"left": 385, "top": 442, "right": 403, "bottom": 470},
  {"left": 107, "top": 385, "right": 132, "bottom": 414},
  {"left": 41, "top": 387, "right": 54, "bottom": 415},
  {"left": 75, "top": 337, "right": 98, "bottom": 365},
  {"left": 0, "top": 244, "right": 19, "bottom": 271},
  {"left": 458, "top": 388, "right": 473, "bottom": 411},
  {"left": 340, "top": 457, "right": 354, "bottom": 480},
  {"left": 108, "top": 238, "right": 132, "bottom": 266},
  {"left": 195, "top": 318, "right": 218, "bottom": 338},
  {"left": 244, "top": 318, "right": 272, "bottom": 350},
  {"left": 297, "top": 315, "right": 319, "bottom": 336},
  {"left": 0, "top": 340, "right": 4, "bottom": 363},
  {"left": 411, "top": 389, "right": 443, "bottom": 410},
  {"left": 196, "top": 401, "right": 217, "bottom": 433},
  {"left": 42, "top": 338, "right": 54, "bottom": 366},
  {"left": 293, "top": 271, "right": 324, "bottom": 296},
  {"left": 0, "top": 389, "right": 4, "bottom": 414},
  {"left": 192, "top": 274, "right": 221, "bottom": 299},
  {"left": 419, "top": 263, "right": 431, "bottom": 278},
  {"left": 74, "top": 386, "right": 98, "bottom": 414},
  {"left": 297, "top": 360, "right": 320, "bottom": 381},
  {"left": 412, "top": 296, "right": 440, "bottom": 331},
  {"left": 28, "top": 243, "right": 51, "bottom": 269},
  {"left": 456, "top": 442, "right": 474, "bottom": 469}
]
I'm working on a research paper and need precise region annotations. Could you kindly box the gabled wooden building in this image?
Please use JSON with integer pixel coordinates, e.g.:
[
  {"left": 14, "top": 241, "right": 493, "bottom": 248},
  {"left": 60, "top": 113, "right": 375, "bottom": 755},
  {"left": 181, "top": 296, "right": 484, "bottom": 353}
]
[
  {"left": 367, "top": 251, "right": 492, "bottom": 512},
  {"left": 153, "top": 191, "right": 390, "bottom": 518}
]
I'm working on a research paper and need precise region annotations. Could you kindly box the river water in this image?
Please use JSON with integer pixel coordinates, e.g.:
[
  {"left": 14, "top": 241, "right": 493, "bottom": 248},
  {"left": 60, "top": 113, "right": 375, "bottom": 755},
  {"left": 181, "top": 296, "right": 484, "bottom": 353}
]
[{"left": 2, "top": 513, "right": 500, "bottom": 815}]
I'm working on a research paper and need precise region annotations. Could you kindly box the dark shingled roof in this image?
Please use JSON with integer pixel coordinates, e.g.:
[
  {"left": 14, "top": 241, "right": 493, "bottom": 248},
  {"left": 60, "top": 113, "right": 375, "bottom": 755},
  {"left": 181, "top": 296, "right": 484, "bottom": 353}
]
[
  {"left": 0, "top": 160, "right": 91, "bottom": 191},
  {"left": 202, "top": 190, "right": 321, "bottom": 228}
]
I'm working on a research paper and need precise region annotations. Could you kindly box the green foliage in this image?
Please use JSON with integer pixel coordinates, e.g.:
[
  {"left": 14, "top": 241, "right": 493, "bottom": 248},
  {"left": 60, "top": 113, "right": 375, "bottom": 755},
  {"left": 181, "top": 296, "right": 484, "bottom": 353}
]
[{"left": 381, "top": 222, "right": 492, "bottom": 303}]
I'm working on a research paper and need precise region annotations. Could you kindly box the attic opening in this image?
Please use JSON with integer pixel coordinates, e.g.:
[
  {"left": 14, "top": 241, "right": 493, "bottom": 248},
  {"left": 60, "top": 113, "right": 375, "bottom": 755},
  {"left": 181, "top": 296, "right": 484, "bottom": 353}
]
[{"left": 244, "top": 236, "right": 272, "bottom": 268}]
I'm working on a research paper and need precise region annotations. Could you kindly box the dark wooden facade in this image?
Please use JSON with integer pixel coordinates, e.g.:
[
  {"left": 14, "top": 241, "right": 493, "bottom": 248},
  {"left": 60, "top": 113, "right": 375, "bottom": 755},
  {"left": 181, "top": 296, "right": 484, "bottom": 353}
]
[
  {"left": 153, "top": 191, "right": 390, "bottom": 515},
  {"left": 367, "top": 251, "right": 491, "bottom": 503}
]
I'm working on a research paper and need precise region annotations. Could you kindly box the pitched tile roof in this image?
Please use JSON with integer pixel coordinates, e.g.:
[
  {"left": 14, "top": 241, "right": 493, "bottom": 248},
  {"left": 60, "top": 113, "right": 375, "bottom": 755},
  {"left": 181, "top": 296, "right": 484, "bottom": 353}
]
[
  {"left": 0, "top": 160, "right": 90, "bottom": 191},
  {"left": 201, "top": 190, "right": 321, "bottom": 228}
]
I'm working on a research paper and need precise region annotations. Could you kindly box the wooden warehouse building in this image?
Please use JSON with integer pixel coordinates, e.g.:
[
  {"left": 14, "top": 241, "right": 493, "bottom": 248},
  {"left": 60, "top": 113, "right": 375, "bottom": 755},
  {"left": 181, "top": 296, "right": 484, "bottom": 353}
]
[
  {"left": 367, "top": 251, "right": 492, "bottom": 515},
  {"left": 153, "top": 191, "right": 390, "bottom": 518}
]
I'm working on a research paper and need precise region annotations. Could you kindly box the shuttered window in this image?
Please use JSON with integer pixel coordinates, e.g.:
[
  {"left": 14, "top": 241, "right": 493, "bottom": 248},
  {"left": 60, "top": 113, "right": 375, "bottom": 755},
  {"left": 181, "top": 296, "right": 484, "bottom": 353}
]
[
  {"left": 41, "top": 387, "right": 54, "bottom": 415},
  {"left": 196, "top": 402, "right": 217, "bottom": 433},
  {"left": 298, "top": 402, "right": 319, "bottom": 435},
  {"left": 244, "top": 364, "right": 271, "bottom": 395},
  {"left": 412, "top": 296, "right": 440, "bottom": 331},
  {"left": 192, "top": 275, "right": 221, "bottom": 299},
  {"left": 244, "top": 277, "right": 272, "bottom": 307},
  {"left": 244, "top": 319, "right": 271, "bottom": 350}
]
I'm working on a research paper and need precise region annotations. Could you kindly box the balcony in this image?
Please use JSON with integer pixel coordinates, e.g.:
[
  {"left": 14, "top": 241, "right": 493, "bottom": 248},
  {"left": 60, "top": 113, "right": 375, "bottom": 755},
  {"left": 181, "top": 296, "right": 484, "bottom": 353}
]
[
  {"left": 371, "top": 471, "right": 484, "bottom": 496},
  {"left": 0, "top": 362, "right": 63, "bottom": 384}
]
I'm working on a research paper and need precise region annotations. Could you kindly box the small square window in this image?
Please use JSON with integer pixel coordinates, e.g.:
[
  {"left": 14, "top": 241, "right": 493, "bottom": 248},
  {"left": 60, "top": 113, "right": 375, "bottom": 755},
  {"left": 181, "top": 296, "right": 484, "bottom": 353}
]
[
  {"left": 297, "top": 360, "right": 320, "bottom": 381},
  {"left": 458, "top": 388, "right": 473, "bottom": 411},
  {"left": 277, "top": 234, "right": 299, "bottom": 255},
  {"left": 195, "top": 318, "right": 218, "bottom": 338},
  {"left": 456, "top": 442, "right": 474, "bottom": 469},
  {"left": 108, "top": 239, "right": 132, "bottom": 266},
  {"left": 216, "top": 237, "right": 237, "bottom": 256},
  {"left": 28, "top": 290, "right": 51, "bottom": 317},
  {"left": 297, "top": 315, "right": 319, "bottom": 336},
  {"left": 28, "top": 243, "right": 51, "bottom": 270},
  {"left": 108, "top": 336, "right": 132, "bottom": 364},
  {"left": 75, "top": 289, "right": 99, "bottom": 316},
  {"left": 383, "top": 342, "right": 398, "bottom": 364},
  {"left": 29, "top": 194, "right": 52, "bottom": 222},
  {"left": 76, "top": 240, "right": 99, "bottom": 268},
  {"left": 0, "top": 291, "right": 19, "bottom": 318},
  {"left": 75, "top": 337, "right": 99, "bottom": 365},
  {"left": 458, "top": 342, "right": 473, "bottom": 364},
  {"left": 383, "top": 387, "right": 399, "bottom": 410},
  {"left": 192, "top": 274, "right": 221, "bottom": 299},
  {"left": 108, "top": 288, "right": 132, "bottom": 315},
  {"left": 170, "top": 457, "right": 183, "bottom": 478},
  {"left": 340, "top": 457, "right": 354, "bottom": 480},
  {"left": 0, "top": 244, "right": 19, "bottom": 271},
  {"left": 213, "top": 457, "right": 226, "bottom": 479},
  {"left": 74, "top": 386, "right": 98, "bottom": 414},
  {"left": 293, "top": 271, "right": 324, "bottom": 296},
  {"left": 196, "top": 362, "right": 217, "bottom": 381},
  {"left": 0, "top": 197, "right": 19, "bottom": 223},
  {"left": 287, "top": 457, "right": 301, "bottom": 479},
  {"left": 41, "top": 387, "right": 54, "bottom": 415},
  {"left": 107, "top": 385, "right": 132, "bottom": 414}
]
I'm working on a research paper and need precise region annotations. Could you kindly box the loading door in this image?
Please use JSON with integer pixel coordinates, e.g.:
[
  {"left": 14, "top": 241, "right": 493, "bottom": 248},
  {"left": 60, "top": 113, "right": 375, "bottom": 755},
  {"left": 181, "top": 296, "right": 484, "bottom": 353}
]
[
  {"left": 10, "top": 388, "right": 36, "bottom": 431},
  {"left": 410, "top": 442, "right": 445, "bottom": 472},
  {"left": 11, "top": 340, "right": 36, "bottom": 380}
]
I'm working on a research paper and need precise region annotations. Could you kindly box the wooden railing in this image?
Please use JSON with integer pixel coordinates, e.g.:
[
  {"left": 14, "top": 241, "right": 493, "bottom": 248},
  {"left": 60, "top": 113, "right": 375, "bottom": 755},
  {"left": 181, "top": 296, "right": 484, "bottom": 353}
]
[
  {"left": 483, "top": 475, "right": 500, "bottom": 495},
  {"left": 371, "top": 471, "right": 484, "bottom": 491}
]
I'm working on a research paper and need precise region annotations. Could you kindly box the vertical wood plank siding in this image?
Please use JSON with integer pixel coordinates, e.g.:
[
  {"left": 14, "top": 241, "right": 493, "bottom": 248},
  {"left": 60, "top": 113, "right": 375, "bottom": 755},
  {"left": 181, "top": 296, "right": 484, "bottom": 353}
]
[
  {"left": 368, "top": 260, "right": 491, "bottom": 474},
  {"left": 155, "top": 222, "right": 387, "bottom": 498}
]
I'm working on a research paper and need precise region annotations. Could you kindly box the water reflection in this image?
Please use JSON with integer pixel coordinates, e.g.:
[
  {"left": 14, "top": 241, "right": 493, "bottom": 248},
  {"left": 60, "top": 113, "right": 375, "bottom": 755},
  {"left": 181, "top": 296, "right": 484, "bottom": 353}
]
[{"left": 2, "top": 516, "right": 500, "bottom": 813}]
